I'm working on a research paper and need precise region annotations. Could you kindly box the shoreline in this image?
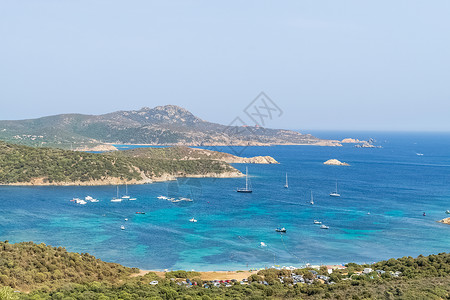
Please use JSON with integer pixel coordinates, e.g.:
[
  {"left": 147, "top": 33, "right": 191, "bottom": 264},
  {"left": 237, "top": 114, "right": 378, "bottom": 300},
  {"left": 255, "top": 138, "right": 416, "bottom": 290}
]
[
  {"left": 0, "top": 171, "right": 244, "bottom": 187},
  {"left": 107, "top": 141, "right": 343, "bottom": 147}
]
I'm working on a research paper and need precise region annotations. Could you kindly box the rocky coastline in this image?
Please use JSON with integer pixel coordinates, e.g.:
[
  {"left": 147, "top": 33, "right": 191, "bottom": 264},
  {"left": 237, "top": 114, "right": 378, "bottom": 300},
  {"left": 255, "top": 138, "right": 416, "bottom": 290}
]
[{"left": 5, "top": 170, "right": 244, "bottom": 187}]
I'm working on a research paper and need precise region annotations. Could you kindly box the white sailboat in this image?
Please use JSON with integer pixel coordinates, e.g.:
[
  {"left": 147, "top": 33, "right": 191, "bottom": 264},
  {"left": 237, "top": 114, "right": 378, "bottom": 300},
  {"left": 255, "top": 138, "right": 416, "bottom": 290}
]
[
  {"left": 330, "top": 180, "right": 341, "bottom": 197},
  {"left": 122, "top": 183, "right": 131, "bottom": 199},
  {"left": 237, "top": 167, "right": 252, "bottom": 193},
  {"left": 111, "top": 186, "right": 122, "bottom": 202},
  {"left": 310, "top": 191, "right": 314, "bottom": 205},
  {"left": 284, "top": 173, "right": 288, "bottom": 188}
]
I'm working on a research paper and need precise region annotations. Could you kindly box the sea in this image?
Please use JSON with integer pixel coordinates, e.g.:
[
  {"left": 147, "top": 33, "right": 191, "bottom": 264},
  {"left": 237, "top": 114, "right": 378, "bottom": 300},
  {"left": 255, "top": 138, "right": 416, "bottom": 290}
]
[{"left": 0, "top": 131, "right": 449, "bottom": 271}]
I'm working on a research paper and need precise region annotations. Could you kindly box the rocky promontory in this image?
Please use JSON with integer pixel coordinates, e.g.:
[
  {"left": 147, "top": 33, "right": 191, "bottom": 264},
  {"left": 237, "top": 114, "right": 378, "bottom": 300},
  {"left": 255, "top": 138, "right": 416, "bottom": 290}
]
[
  {"left": 438, "top": 218, "right": 450, "bottom": 225},
  {"left": 323, "top": 159, "right": 350, "bottom": 166},
  {"left": 222, "top": 155, "right": 279, "bottom": 164},
  {"left": 115, "top": 146, "right": 279, "bottom": 164}
]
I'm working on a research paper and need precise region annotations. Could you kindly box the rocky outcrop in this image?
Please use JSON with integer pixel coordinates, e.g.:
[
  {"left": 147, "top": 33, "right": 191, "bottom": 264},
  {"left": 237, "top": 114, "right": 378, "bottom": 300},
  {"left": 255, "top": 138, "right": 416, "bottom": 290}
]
[
  {"left": 438, "top": 218, "right": 450, "bottom": 225},
  {"left": 341, "top": 138, "right": 363, "bottom": 143},
  {"left": 323, "top": 159, "right": 350, "bottom": 166}
]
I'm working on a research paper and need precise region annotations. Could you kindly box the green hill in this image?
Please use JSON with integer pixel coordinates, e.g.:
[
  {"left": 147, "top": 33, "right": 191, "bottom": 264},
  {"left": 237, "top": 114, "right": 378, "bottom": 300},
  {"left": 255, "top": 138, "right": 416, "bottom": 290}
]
[
  {"left": 0, "top": 241, "right": 138, "bottom": 291},
  {"left": 0, "top": 141, "right": 239, "bottom": 185},
  {"left": 0, "top": 241, "right": 448, "bottom": 299}
]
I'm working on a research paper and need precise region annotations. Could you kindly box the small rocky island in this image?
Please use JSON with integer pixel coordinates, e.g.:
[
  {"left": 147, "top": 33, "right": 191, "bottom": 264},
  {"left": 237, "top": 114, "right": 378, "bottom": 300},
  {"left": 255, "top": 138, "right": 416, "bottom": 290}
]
[
  {"left": 438, "top": 218, "right": 450, "bottom": 225},
  {"left": 323, "top": 159, "right": 350, "bottom": 166}
]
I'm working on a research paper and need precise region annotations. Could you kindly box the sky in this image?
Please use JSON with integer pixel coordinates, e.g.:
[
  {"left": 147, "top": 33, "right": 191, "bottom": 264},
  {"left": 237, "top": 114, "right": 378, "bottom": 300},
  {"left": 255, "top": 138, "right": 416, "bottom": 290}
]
[{"left": 0, "top": 1, "right": 449, "bottom": 132}]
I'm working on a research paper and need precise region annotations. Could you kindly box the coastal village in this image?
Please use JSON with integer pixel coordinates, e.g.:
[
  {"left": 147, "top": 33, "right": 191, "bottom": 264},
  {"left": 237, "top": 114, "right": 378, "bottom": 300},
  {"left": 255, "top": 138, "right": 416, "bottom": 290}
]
[{"left": 147, "top": 264, "right": 403, "bottom": 289}]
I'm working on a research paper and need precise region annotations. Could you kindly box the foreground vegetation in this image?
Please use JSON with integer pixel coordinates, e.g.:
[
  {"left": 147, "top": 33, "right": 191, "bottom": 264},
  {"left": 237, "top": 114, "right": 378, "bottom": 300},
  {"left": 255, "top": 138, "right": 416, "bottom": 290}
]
[
  {"left": 0, "top": 142, "right": 237, "bottom": 184},
  {"left": 0, "top": 242, "right": 448, "bottom": 299}
]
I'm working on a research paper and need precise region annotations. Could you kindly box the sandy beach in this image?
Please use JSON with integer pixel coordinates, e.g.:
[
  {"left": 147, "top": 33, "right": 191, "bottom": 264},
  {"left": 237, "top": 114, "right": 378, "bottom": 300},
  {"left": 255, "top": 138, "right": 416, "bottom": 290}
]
[{"left": 132, "top": 270, "right": 258, "bottom": 281}]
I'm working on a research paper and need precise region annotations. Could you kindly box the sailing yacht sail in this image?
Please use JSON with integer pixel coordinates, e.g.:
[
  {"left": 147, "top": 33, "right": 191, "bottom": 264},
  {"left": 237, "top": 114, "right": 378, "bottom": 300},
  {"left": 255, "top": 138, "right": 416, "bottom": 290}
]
[
  {"left": 237, "top": 167, "right": 252, "bottom": 193},
  {"left": 330, "top": 180, "right": 341, "bottom": 197},
  {"left": 284, "top": 173, "right": 288, "bottom": 188}
]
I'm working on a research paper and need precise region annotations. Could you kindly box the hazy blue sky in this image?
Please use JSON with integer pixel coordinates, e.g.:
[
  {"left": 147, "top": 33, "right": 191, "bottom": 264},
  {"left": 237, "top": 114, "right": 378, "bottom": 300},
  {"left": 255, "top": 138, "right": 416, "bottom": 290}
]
[{"left": 1, "top": 1, "right": 449, "bottom": 131}]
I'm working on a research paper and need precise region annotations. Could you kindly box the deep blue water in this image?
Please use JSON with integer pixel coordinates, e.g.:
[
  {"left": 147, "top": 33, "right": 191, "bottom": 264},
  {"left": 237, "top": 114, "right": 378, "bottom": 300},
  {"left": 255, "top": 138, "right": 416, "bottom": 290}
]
[{"left": 0, "top": 132, "right": 449, "bottom": 271}]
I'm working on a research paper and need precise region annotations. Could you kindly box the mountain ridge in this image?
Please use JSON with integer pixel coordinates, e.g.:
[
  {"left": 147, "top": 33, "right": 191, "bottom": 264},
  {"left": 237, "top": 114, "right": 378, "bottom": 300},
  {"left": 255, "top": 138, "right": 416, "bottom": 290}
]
[{"left": 0, "top": 105, "right": 341, "bottom": 148}]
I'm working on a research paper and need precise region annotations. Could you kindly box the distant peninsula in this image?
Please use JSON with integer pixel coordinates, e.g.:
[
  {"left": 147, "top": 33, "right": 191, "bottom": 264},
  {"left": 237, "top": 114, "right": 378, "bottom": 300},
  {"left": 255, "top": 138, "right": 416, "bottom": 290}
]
[
  {"left": 0, "top": 142, "right": 279, "bottom": 186},
  {"left": 0, "top": 105, "right": 342, "bottom": 149}
]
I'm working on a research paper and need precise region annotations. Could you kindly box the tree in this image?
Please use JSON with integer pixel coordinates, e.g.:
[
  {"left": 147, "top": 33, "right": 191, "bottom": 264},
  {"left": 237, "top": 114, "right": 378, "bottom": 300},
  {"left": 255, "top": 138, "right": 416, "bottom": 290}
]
[{"left": 0, "top": 286, "right": 18, "bottom": 300}]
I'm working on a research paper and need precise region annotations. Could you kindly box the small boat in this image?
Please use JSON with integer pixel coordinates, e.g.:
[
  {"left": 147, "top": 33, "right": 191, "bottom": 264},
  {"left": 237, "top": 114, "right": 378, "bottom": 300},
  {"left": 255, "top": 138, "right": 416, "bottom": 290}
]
[
  {"left": 189, "top": 218, "right": 197, "bottom": 223},
  {"left": 284, "top": 173, "right": 288, "bottom": 188},
  {"left": 275, "top": 227, "right": 286, "bottom": 233},
  {"left": 135, "top": 212, "right": 146, "bottom": 214},
  {"left": 260, "top": 242, "right": 267, "bottom": 247},
  {"left": 124, "top": 218, "right": 128, "bottom": 221},
  {"left": 330, "top": 180, "right": 341, "bottom": 197},
  {"left": 320, "top": 225, "right": 329, "bottom": 229},
  {"left": 446, "top": 210, "right": 450, "bottom": 214},
  {"left": 85, "top": 196, "right": 99, "bottom": 202},
  {"left": 171, "top": 197, "right": 193, "bottom": 203},
  {"left": 157, "top": 196, "right": 168, "bottom": 200},
  {"left": 71, "top": 198, "right": 87, "bottom": 205},
  {"left": 179, "top": 197, "right": 192, "bottom": 201},
  {"left": 111, "top": 186, "right": 122, "bottom": 202},
  {"left": 237, "top": 167, "right": 252, "bottom": 193},
  {"left": 120, "top": 225, "right": 125, "bottom": 230},
  {"left": 416, "top": 153, "right": 424, "bottom": 156},
  {"left": 313, "top": 220, "right": 322, "bottom": 225},
  {"left": 423, "top": 212, "right": 426, "bottom": 216},
  {"left": 367, "top": 212, "right": 371, "bottom": 215},
  {"left": 310, "top": 191, "right": 314, "bottom": 205},
  {"left": 129, "top": 198, "right": 137, "bottom": 201}
]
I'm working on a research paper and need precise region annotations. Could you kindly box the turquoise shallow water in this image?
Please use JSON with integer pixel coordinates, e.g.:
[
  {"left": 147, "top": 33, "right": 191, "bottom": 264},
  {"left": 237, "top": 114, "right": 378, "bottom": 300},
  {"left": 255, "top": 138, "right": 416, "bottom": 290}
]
[{"left": 0, "top": 132, "right": 449, "bottom": 271}]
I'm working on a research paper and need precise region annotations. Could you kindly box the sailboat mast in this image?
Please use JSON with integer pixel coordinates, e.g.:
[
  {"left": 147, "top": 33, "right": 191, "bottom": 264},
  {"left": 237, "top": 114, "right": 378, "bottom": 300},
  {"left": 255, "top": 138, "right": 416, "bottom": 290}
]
[{"left": 245, "top": 167, "right": 248, "bottom": 190}]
